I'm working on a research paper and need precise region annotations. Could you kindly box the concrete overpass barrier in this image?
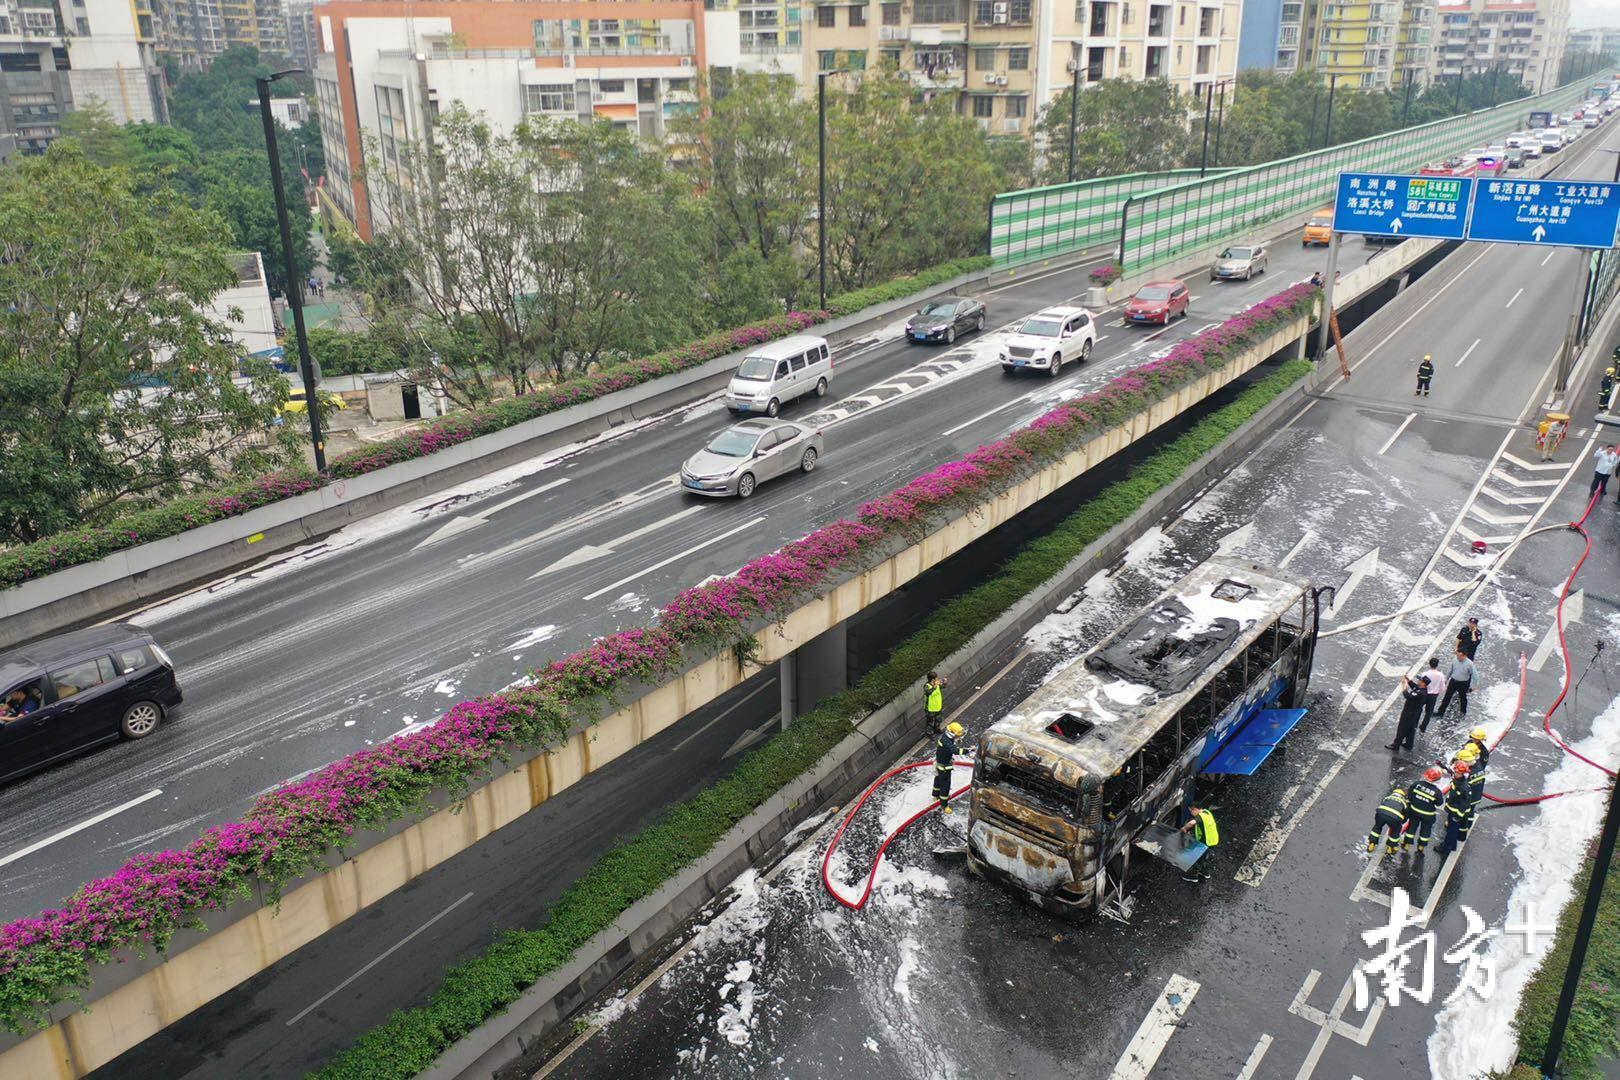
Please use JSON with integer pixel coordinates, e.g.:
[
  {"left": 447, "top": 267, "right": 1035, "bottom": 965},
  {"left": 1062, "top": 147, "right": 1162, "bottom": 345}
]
[{"left": 0, "top": 318, "right": 1310, "bottom": 1080}]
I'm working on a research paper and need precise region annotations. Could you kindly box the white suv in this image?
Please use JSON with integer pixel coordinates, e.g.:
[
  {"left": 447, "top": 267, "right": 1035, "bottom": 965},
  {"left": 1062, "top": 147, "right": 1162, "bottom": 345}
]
[{"left": 999, "top": 306, "right": 1097, "bottom": 378}]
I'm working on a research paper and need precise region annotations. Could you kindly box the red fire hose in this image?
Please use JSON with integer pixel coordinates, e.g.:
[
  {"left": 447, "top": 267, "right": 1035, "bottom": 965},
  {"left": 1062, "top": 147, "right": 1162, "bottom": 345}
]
[{"left": 820, "top": 758, "right": 974, "bottom": 911}]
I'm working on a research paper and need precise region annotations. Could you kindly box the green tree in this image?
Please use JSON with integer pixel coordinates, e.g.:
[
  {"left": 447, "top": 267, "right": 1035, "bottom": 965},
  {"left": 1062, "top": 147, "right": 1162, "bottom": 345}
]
[
  {"left": 1031, "top": 78, "right": 1193, "bottom": 183},
  {"left": 359, "top": 109, "right": 704, "bottom": 401},
  {"left": 0, "top": 147, "right": 291, "bottom": 544}
]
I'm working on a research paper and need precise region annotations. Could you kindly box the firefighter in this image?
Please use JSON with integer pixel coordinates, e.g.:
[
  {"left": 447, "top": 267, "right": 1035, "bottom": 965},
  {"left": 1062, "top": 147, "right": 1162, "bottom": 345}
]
[
  {"left": 1602, "top": 368, "right": 1616, "bottom": 413},
  {"left": 1403, "top": 766, "right": 1446, "bottom": 853},
  {"left": 1367, "top": 782, "right": 1409, "bottom": 855},
  {"left": 1416, "top": 354, "right": 1435, "bottom": 397},
  {"left": 1434, "top": 763, "right": 1474, "bottom": 855},
  {"left": 1455, "top": 734, "right": 1488, "bottom": 808},
  {"left": 925, "top": 672, "right": 945, "bottom": 721},
  {"left": 933, "top": 721, "right": 963, "bottom": 812}
]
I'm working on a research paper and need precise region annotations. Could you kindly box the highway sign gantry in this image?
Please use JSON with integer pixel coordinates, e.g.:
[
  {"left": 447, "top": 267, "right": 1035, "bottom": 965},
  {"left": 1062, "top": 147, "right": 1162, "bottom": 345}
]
[
  {"left": 1467, "top": 179, "right": 1620, "bottom": 248},
  {"left": 1334, "top": 171, "right": 1473, "bottom": 241}
]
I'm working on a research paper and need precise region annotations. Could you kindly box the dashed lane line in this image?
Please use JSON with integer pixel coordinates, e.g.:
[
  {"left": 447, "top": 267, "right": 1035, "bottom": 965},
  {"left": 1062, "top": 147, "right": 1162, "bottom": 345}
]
[
  {"left": 1236, "top": 1034, "right": 1273, "bottom": 1080},
  {"left": 580, "top": 516, "right": 766, "bottom": 601},
  {"left": 1376, "top": 412, "right": 1417, "bottom": 456},
  {"left": 1110, "top": 974, "right": 1200, "bottom": 1080}
]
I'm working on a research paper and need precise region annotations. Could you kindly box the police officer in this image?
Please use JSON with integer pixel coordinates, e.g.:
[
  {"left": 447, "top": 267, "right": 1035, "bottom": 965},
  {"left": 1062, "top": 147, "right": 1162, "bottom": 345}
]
[
  {"left": 933, "top": 721, "right": 963, "bottom": 812},
  {"left": 1602, "top": 367, "right": 1616, "bottom": 413},
  {"left": 925, "top": 672, "right": 945, "bottom": 721},
  {"left": 1403, "top": 766, "right": 1446, "bottom": 853},
  {"left": 1416, "top": 354, "right": 1435, "bottom": 397},
  {"left": 1386, "top": 674, "right": 1427, "bottom": 752},
  {"left": 1367, "top": 782, "right": 1410, "bottom": 854},
  {"left": 1434, "top": 763, "right": 1474, "bottom": 855}
]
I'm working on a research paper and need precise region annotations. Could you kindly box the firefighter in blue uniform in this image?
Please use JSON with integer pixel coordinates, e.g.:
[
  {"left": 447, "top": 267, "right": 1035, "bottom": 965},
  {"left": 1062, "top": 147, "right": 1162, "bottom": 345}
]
[
  {"left": 934, "top": 720, "right": 963, "bottom": 812},
  {"left": 1416, "top": 355, "right": 1435, "bottom": 397},
  {"left": 1602, "top": 367, "right": 1616, "bottom": 413},
  {"left": 1402, "top": 766, "right": 1446, "bottom": 853},
  {"left": 1456, "top": 730, "right": 1489, "bottom": 809},
  {"left": 1367, "top": 782, "right": 1410, "bottom": 854},
  {"left": 1434, "top": 763, "right": 1474, "bottom": 855}
]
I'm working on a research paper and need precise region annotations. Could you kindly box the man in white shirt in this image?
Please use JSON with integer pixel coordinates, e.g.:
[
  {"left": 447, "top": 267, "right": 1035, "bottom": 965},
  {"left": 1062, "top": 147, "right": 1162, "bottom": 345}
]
[
  {"left": 1436, "top": 649, "right": 1477, "bottom": 720},
  {"left": 1419, "top": 657, "right": 1446, "bottom": 734},
  {"left": 1591, "top": 445, "right": 1619, "bottom": 498}
]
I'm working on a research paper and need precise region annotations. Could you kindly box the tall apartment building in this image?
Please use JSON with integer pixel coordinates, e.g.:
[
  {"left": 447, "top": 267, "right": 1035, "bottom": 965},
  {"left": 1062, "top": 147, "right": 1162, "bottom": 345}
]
[
  {"left": 0, "top": 0, "right": 168, "bottom": 153},
  {"left": 735, "top": 0, "right": 804, "bottom": 76},
  {"left": 286, "top": 0, "right": 317, "bottom": 68},
  {"left": 313, "top": 0, "right": 720, "bottom": 238},
  {"left": 1567, "top": 25, "right": 1620, "bottom": 59},
  {"left": 152, "top": 0, "right": 291, "bottom": 71},
  {"left": 801, "top": 0, "right": 1240, "bottom": 137},
  {"left": 1432, "top": 0, "right": 1568, "bottom": 93},
  {"left": 1277, "top": 0, "right": 1436, "bottom": 87}
]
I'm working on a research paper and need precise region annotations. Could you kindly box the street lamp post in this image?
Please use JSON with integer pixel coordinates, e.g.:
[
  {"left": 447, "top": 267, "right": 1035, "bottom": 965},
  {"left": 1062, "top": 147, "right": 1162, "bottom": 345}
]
[
  {"left": 1211, "top": 79, "right": 1227, "bottom": 168},
  {"left": 817, "top": 68, "right": 846, "bottom": 313},
  {"left": 1323, "top": 74, "right": 1338, "bottom": 148},
  {"left": 1067, "top": 61, "right": 1081, "bottom": 183},
  {"left": 257, "top": 69, "right": 325, "bottom": 474},
  {"left": 1198, "top": 81, "right": 1214, "bottom": 176},
  {"left": 1401, "top": 74, "right": 1415, "bottom": 126}
]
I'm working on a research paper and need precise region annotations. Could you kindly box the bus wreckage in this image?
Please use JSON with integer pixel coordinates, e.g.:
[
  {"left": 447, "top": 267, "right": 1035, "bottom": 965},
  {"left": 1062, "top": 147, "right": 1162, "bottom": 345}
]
[{"left": 966, "top": 557, "right": 1331, "bottom": 918}]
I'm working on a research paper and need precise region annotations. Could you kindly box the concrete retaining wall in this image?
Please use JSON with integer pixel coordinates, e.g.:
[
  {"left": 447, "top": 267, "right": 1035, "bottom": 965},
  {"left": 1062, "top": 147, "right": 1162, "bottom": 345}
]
[
  {"left": 0, "top": 316, "right": 1309, "bottom": 1080},
  {"left": 434, "top": 338, "right": 1342, "bottom": 1080},
  {"left": 0, "top": 263, "right": 1027, "bottom": 650}
]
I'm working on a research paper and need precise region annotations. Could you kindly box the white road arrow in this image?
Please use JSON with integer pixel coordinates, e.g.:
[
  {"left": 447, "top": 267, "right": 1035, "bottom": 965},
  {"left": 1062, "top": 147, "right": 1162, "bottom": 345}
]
[
  {"left": 1214, "top": 521, "right": 1257, "bottom": 559},
  {"left": 1326, "top": 547, "right": 1380, "bottom": 619},
  {"left": 724, "top": 719, "right": 778, "bottom": 758},
  {"left": 1530, "top": 590, "right": 1586, "bottom": 671},
  {"left": 528, "top": 505, "right": 704, "bottom": 580},
  {"left": 1390, "top": 218, "right": 1404, "bottom": 233},
  {"left": 414, "top": 477, "right": 570, "bottom": 550},
  {"left": 1532, "top": 224, "right": 1548, "bottom": 242}
]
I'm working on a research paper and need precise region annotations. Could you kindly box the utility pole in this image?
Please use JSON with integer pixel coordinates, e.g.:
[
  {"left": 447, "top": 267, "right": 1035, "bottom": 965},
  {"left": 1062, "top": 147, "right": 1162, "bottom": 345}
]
[
  {"left": 1402, "top": 75, "right": 1415, "bottom": 126},
  {"left": 1067, "top": 61, "right": 1080, "bottom": 183},
  {"left": 1539, "top": 774, "right": 1620, "bottom": 1078},
  {"left": 257, "top": 70, "right": 325, "bottom": 474},
  {"left": 1212, "top": 80, "right": 1227, "bottom": 168},
  {"left": 1307, "top": 90, "right": 1320, "bottom": 149},
  {"left": 1323, "top": 74, "right": 1338, "bottom": 148},
  {"left": 818, "top": 68, "right": 845, "bottom": 312},
  {"left": 1315, "top": 231, "right": 1341, "bottom": 359},
  {"left": 1198, "top": 81, "right": 1214, "bottom": 176},
  {"left": 1455, "top": 69, "right": 1466, "bottom": 113}
]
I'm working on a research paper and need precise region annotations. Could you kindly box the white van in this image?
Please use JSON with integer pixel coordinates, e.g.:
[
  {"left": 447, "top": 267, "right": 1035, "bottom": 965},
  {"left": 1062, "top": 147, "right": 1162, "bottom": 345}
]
[
  {"left": 1541, "top": 128, "right": 1565, "bottom": 153},
  {"left": 724, "top": 334, "right": 833, "bottom": 417}
]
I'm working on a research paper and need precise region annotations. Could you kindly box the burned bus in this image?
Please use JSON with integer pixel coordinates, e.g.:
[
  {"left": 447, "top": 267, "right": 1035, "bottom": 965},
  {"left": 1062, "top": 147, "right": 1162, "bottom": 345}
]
[{"left": 966, "top": 558, "right": 1328, "bottom": 916}]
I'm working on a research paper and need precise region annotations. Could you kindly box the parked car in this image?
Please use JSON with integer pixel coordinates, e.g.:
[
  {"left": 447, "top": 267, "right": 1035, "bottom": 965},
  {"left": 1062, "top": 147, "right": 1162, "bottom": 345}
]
[
  {"left": 1124, "top": 279, "right": 1190, "bottom": 324},
  {"left": 281, "top": 389, "right": 347, "bottom": 415},
  {"left": 0, "top": 624, "right": 183, "bottom": 784},
  {"left": 723, "top": 334, "right": 832, "bottom": 417},
  {"left": 1303, "top": 207, "right": 1334, "bottom": 246},
  {"left": 680, "top": 419, "right": 823, "bottom": 499},
  {"left": 1210, "top": 243, "right": 1268, "bottom": 281},
  {"left": 998, "top": 306, "right": 1097, "bottom": 377},
  {"left": 905, "top": 296, "right": 987, "bottom": 345}
]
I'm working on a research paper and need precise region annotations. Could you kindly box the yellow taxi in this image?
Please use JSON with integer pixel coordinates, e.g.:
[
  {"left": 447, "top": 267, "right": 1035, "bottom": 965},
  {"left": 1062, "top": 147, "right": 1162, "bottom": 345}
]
[
  {"left": 280, "top": 389, "right": 347, "bottom": 415},
  {"left": 1302, "top": 207, "right": 1334, "bottom": 246}
]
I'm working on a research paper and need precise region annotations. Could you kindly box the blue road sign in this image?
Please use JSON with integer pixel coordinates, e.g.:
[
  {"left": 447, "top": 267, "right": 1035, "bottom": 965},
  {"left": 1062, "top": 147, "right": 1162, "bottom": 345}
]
[
  {"left": 1467, "top": 179, "right": 1620, "bottom": 248},
  {"left": 1334, "top": 171, "right": 1472, "bottom": 240}
]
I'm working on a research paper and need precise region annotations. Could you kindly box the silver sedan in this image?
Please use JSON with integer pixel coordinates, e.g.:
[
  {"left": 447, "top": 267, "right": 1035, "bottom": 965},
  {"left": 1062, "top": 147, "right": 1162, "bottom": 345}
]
[{"left": 680, "top": 419, "right": 824, "bottom": 499}]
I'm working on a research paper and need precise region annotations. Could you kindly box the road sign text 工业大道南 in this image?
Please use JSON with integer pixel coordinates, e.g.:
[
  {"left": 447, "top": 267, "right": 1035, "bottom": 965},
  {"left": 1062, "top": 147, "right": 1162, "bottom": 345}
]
[{"left": 1334, "top": 172, "right": 1620, "bottom": 249}]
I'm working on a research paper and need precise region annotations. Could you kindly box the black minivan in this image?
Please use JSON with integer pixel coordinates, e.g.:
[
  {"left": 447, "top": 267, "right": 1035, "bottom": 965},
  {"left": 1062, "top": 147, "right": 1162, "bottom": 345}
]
[{"left": 0, "top": 623, "right": 182, "bottom": 784}]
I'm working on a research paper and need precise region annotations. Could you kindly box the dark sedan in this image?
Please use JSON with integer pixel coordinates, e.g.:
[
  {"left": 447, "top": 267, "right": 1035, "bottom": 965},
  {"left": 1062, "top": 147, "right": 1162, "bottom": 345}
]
[{"left": 906, "top": 296, "right": 987, "bottom": 345}]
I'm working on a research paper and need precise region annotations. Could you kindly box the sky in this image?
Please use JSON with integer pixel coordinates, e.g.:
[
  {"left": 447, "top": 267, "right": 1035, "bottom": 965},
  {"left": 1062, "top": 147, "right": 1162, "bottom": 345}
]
[{"left": 1573, "top": 0, "right": 1620, "bottom": 29}]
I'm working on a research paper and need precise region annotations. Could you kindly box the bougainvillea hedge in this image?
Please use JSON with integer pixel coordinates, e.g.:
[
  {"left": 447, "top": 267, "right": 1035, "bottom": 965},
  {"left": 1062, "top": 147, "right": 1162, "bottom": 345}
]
[
  {"left": 0, "top": 257, "right": 992, "bottom": 591},
  {"left": 0, "top": 281, "right": 1316, "bottom": 1038}
]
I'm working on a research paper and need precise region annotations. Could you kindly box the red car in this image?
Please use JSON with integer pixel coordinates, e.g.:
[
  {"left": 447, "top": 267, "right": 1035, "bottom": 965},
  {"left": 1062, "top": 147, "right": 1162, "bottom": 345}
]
[{"left": 1125, "top": 279, "right": 1190, "bottom": 324}]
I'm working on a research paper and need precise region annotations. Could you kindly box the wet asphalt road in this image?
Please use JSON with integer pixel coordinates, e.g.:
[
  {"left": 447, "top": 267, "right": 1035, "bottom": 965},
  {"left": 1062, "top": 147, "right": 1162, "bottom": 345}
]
[{"left": 533, "top": 135, "right": 1620, "bottom": 1079}]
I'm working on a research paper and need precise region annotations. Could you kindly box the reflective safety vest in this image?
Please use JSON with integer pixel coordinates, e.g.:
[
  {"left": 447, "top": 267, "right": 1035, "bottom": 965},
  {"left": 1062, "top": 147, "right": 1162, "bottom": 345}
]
[
  {"left": 926, "top": 683, "right": 944, "bottom": 713},
  {"left": 1191, "top": 809, "right": 1220, "bottom": 847},
  {"left": 1377, "top": 789, "right": 1409, "bottom": 819},
  {"left": 1407, "top": 781, "right": 1442, "bottom": 819}
]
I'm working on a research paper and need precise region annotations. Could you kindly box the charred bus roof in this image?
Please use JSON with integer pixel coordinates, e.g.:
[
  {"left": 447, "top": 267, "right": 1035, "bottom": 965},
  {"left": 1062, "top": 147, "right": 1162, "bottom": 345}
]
[{"left": 983, "top": 558, "right": 1312, "bottom": 785}]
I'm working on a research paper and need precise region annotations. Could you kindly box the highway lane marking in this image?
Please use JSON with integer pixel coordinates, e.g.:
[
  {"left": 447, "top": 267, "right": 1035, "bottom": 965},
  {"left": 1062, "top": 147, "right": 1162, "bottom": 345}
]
[
  {"left": 0, "top": 788, "right": 164, "bottom": 869},
  {"left": 413, "top": 477, "right": 571, "bottom": 550},
  {"left": 461, "top": 479, "right": 679, "bottom": 569},
  {"left": 1376, "top": 412, "right": 1416, "bottom": 455},
  {"left": 286, "top": 890, "right": 475, "bottom": 1026},
  {"left": 1541, "top": 249, "right": 1556, "bottom": 266},
  {"left": 1289, "top": 968, "right": 1385, "bottom": 1080},
  {"left": 1110, "top": 973, "right": 1199, "bottom": 1080},
  {"left": 1342, "top": 245, "right": 1493, "bottom": 377},
  {"left": 529, "top": 505, "right": 705, "bottom": 580},
  {"left": 941, "top": 393, "right": 1037, "bottom": 437},
  {"left": 1277, "top": 530, "right": 1313, "bottom": 569},
  {"left": 582, "top": 516, "right": 766, "bottom": 601},
  {"left": 670, "top": 679, "right": 778, "bottom": 755},
  {"left": 1505, "top": 287, "right": 1524, "bottom": 308},
  {"left": 1454, "top": 338, "right": 1482, "bottom": 367},
  {"left": 1236, "top": 1034, "right": 1273, "bottom": 1080}
]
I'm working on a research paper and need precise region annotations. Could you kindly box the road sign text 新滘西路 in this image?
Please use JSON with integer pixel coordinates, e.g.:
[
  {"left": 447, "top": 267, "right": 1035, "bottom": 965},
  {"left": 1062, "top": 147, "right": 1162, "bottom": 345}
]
[
  {"left": 1466, "top": 180, "right": 1620, "bottom": 248},
  {"left": 1334, "top": 172, "right": 1472, "bottom": 241}
]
